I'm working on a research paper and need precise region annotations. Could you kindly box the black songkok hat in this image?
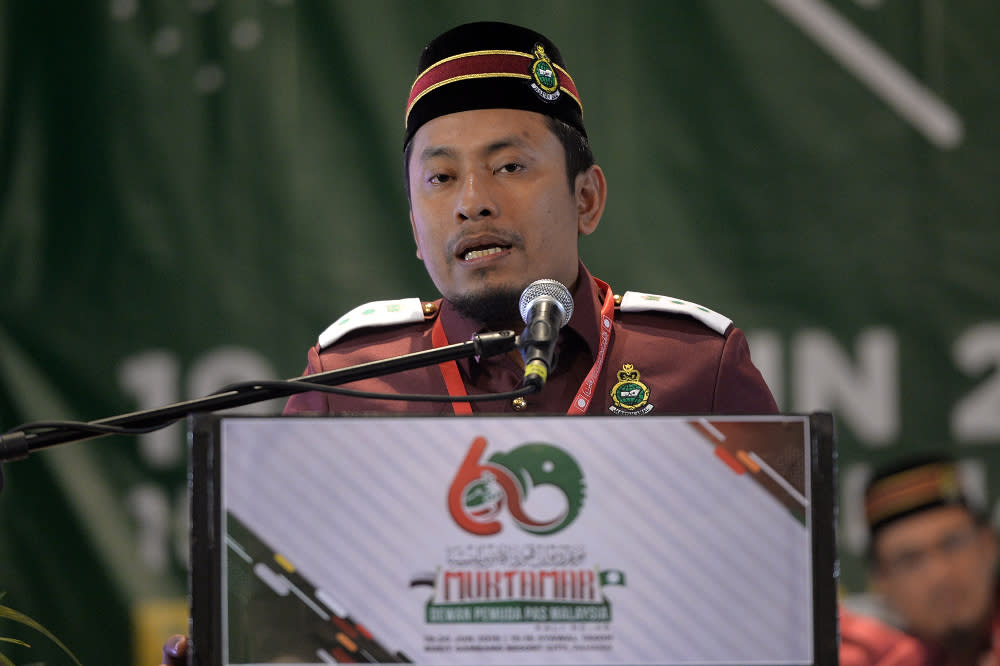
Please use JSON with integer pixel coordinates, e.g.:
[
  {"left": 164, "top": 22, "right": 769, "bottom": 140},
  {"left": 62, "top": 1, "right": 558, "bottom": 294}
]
[
  {"left": 864, "top": 454, "right": 969, "bottom": 538},
  {"left": 404, "top": 21, "right": 586, "bottom": 148}
]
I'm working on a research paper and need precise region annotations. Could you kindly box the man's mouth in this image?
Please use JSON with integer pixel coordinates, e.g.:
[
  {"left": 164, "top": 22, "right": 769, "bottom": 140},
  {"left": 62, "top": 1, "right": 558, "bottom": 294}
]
[
  {"left": 455, "top": 235, "right": 514, "bottom": 262},
  {"left": 462, "top": 245, "right": 509, "bottom": 261}
]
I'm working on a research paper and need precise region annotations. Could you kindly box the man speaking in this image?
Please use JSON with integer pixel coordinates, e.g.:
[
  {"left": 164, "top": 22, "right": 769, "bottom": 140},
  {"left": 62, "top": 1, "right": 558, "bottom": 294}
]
[
  {"left": 281, "top": 21, "right": 777, "bottom": 417},
  {"left": 161, "top": 19, "right": 777, "bottom": 666}
]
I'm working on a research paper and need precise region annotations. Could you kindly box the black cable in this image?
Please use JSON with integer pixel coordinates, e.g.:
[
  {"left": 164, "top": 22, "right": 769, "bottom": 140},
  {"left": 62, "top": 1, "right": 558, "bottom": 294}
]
[
  {"left": 3, "top": 419, "right": 177, "bottom": 437},
  {"left": 3, "top": 381, "right": 541, "bottom": 441},
  {"left": 213, "top": 379, "right": 539, "bottom": 403}
]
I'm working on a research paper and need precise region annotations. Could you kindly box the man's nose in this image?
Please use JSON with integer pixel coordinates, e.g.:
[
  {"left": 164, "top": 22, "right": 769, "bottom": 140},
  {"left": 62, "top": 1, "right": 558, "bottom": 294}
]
[{"left": 455, "top": 174, "right": 499, "bottom": 221}]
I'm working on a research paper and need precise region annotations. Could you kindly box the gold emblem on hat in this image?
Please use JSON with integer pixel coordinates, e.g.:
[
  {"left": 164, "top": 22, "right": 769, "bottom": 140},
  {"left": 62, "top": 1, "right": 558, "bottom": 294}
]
[{"left": 530, "top": 44, "right": 561, "bottom": 101}]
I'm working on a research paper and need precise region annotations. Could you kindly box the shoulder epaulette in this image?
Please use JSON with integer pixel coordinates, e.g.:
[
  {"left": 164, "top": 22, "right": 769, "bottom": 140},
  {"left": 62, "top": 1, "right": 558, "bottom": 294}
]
[
  {"left": 317, "top": 298, "right": 431, "bottom": 350},
  {"left": 618, "top": 291, "right": 732, "bottom": 335}
]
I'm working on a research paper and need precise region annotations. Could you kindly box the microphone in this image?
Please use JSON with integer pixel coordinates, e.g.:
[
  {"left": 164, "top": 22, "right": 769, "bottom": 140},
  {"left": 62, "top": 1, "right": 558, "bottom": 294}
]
[{"left": 518, "top": 279, "right": 574, "bottom": 389}]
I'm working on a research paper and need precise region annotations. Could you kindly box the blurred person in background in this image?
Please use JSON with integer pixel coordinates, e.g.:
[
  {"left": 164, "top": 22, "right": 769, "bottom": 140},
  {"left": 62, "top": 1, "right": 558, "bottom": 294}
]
[{"left": 861, "top": 455, "right": 999, "bottom": 665}]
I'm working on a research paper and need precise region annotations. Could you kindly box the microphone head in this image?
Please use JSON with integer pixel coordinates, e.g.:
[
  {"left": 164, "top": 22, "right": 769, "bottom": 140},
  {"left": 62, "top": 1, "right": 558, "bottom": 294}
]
[{"left": 519, "top": 279, "right": 574, "bottom": 328}]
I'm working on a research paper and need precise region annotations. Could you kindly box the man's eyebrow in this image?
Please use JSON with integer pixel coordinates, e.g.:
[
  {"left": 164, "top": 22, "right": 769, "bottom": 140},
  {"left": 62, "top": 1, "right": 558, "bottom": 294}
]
[
  {"left": 484, "top": 136, "right": 530, "bottom": 155},
  {"left": 419, "top": 146, "right": 456, "bottom": 162},
  {"left": 418, "top": 136, "right": 532, "bottom": 163}
]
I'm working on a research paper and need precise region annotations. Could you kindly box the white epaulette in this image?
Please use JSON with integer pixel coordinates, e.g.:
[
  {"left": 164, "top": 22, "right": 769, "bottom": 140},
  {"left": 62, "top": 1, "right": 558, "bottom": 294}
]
[
  {"left": 619, "top": 291, "right": 732, "bottom": 335},
  {"left": 317, "top": 298, "right": 427, "bottom": 350}
]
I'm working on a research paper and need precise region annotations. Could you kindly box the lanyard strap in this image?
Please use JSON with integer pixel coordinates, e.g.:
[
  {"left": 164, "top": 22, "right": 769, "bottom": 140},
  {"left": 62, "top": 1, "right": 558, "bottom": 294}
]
[
  {"left": 432, "top": 276, "right": 616, "bottom": 416},
  {"left": 431, "top": 317, "right": 473, "bottom": 415},
  {"left": 566, "top": 277, "right": 615, "bottom": 414}
]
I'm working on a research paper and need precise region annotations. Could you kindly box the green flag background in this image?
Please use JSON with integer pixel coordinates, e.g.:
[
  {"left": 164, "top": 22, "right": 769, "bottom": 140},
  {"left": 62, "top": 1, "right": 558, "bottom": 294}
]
[{"left": 1, "top": 1, "right": 998, "bottom": 663}]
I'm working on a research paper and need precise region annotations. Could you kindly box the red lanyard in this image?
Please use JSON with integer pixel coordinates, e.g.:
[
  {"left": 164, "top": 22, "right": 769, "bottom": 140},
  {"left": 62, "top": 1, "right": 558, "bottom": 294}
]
[
  {"left": 431, "top": 316, "right": 474, "bottom": 415},
  {"left": 431, "top": 277, "right": 616, "bottom": 415}
]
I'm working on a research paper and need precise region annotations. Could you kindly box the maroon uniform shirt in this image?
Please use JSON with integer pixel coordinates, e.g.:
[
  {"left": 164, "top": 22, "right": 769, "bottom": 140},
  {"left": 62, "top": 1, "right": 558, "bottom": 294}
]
[
  {"left": 839, "top": 606, "right": 927, "bottom": 666},
  {"left": 283, "top": 264, "right": 777, "bottom": 415}
]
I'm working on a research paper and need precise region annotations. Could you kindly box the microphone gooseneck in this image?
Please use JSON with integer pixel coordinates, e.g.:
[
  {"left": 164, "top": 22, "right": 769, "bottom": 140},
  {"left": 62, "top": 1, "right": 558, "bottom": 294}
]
[{"left": 518, "top": 279, "right": 574, "bottom": 390}]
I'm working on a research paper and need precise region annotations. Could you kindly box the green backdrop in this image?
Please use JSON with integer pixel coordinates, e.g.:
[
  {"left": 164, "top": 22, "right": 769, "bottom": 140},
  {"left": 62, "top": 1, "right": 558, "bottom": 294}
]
[{"left": 2, "top": 1, "right": 998, "bottom": 663}]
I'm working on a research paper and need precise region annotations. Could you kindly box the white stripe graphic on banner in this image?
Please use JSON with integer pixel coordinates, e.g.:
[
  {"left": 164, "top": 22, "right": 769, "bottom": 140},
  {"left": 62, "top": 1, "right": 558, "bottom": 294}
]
[{"left": 767, "top": 0, "right": 964, "bottom": 148}]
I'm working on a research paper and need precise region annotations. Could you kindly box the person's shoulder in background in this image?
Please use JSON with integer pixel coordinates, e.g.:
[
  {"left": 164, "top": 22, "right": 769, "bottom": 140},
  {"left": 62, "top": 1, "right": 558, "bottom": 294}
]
[{"left": 840, "top": 605, "right": 926, "bottom": 666}]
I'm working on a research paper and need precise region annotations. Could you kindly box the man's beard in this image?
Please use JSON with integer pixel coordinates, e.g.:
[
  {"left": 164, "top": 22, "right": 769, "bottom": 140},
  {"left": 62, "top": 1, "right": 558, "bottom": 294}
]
[{"left": 449, "top": 285, "right": 523, "bottom": 330}]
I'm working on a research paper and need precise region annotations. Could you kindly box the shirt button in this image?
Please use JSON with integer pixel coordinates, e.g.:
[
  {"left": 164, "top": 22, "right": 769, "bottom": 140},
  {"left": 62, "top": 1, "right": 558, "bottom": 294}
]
[{"left": 512, "top": 397, "right": 528, "bottom": 411}]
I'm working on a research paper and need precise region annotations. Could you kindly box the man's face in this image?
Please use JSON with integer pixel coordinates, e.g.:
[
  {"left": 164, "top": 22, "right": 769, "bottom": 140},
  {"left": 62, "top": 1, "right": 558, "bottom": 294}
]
[
  {"left": 873, "top": 505, "right": 997, "bottom": 643},
  {"left": 407, "top": 108, "right": 604, "bottom": 325}
]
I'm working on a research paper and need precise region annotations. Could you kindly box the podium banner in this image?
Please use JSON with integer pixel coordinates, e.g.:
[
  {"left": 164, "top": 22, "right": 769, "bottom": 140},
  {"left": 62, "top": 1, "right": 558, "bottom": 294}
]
[{"left": 189, "top": 414, "right": 836, "bottom": 665}]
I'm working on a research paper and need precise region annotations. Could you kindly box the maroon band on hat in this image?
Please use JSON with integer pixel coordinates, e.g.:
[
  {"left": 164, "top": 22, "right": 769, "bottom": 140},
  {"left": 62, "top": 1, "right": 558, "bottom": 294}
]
[
  {"left": 865, "top": 461, "right": 962, "bottom": 529},
  {"left": 405, "top": 49, "right": 582, "bottom": 127}
]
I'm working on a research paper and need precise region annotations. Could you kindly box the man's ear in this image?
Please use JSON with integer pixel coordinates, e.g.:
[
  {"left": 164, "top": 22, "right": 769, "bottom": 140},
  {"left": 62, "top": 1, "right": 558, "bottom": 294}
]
[
  {"left": 575, "top": 164, "right": 607, "bottom": 237},
  {"left": 409, "top": 210, "right": 423, "bottom": 260},
  {"left": 981, "top": 524, "right": 999, "bottom": 569},
  {"left": 865, "top": 541, "right": 886, "bottom": 592},
  {"left": 870, "top": 567, "right": 888, "bottom": 598}
]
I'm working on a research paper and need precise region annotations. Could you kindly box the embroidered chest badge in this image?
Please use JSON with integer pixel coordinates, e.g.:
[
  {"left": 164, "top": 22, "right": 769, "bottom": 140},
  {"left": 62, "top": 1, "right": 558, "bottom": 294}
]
[
  {"left": 529, "top": 44, "right": 561, "bottom": 102},
  {"left": 609, "top": 363, "right": 654, "bottom": 415}
]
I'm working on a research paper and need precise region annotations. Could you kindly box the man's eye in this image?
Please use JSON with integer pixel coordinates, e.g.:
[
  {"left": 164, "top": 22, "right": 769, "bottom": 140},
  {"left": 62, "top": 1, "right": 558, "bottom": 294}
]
[
  {"left": 429, "top": 173, "right": 452, "bottom": 184},
  {"left": 888, "top": 551, "right": 922, "bottom": 573},
  {"left": 496, "top": 163, "right": 524, "bottom": 174}
]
